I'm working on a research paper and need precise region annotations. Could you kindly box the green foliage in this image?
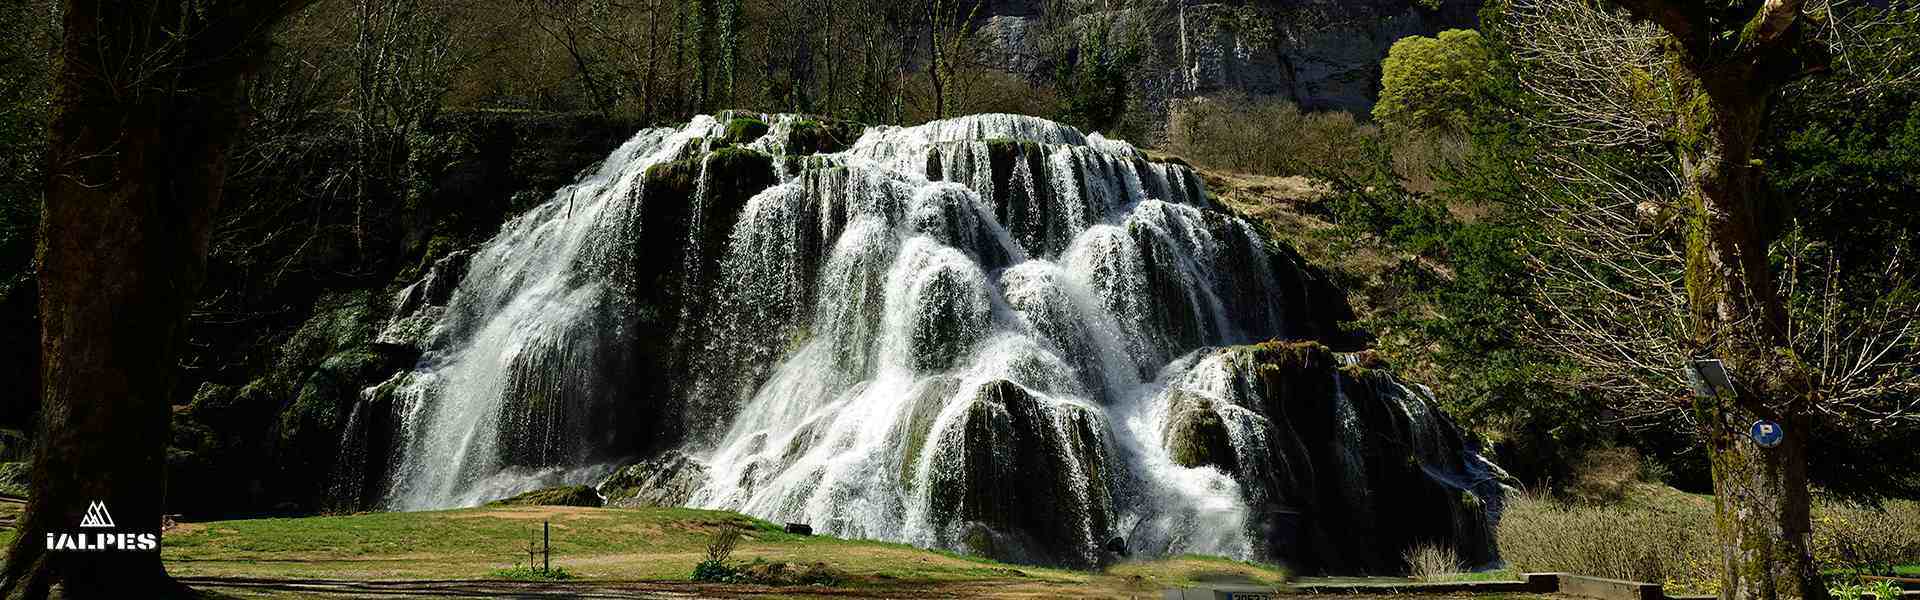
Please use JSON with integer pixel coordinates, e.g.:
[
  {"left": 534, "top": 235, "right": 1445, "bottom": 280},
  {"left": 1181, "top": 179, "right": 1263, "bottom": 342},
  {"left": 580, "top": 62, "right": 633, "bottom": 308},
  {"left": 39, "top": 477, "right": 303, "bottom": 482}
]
[
  {"left": 0, "top": 0, "right": 54, "bottom": 433},
  {"left": 1375, "top": 29, "right": 1494, "bottom": 134},
  {"left": 1867, "top": 580, "right": 1902, "bottom": 600},
  {"left": 490, "top": 565, "right": 576, "bottom": 581},
  {"left": 722, "top": 116, "right": 770, "bottom": 145},
  {"left": 1054, "top": 25, "right": 1143, "bottom": 136},
  {"left": 692, "top": 558, "right": 736, "bottom": 582},
  {"left": 1166, "top": 94, "right": 1380, "bottom": 181},
  {"left": 784, "top": 118, "right": 860, "bottom": 155},
  {"left": 1830, "top": 582, "right": 1868, "bottom": 600},
  {"left": 0, "top": 461, "right": 26, "bottom": 497}
]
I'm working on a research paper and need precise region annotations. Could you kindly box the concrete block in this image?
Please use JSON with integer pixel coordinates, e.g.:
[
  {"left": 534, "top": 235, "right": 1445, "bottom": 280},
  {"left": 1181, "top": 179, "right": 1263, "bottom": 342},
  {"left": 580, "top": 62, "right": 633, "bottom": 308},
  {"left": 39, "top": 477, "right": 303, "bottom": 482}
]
[
  {"left": 1525, "top": 572, "right": 1561, "bottom": 593},
  {"left": 1557, "top": 573, "right": 1664, "bottom": 600}
]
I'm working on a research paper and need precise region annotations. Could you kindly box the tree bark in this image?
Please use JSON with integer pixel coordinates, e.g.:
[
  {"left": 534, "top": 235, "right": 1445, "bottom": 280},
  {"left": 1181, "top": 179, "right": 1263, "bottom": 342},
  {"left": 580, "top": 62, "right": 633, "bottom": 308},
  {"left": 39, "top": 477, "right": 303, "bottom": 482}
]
[
  {"left": 927, "top": 0, "right": 946, "bottom": 119},
  {"left": 1678, "top": 69, "right": 1825, "bottom": 600},
  {"left": 0, "top": 1, "right": 301, "bottom": 598}
]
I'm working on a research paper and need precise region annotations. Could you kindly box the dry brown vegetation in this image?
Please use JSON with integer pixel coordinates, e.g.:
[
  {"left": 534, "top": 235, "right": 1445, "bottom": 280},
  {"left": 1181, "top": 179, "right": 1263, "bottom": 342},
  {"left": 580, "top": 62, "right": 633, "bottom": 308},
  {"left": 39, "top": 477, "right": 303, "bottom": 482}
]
[{"left": 1499, "top": 483, "right": 1920, "bottom": 595}]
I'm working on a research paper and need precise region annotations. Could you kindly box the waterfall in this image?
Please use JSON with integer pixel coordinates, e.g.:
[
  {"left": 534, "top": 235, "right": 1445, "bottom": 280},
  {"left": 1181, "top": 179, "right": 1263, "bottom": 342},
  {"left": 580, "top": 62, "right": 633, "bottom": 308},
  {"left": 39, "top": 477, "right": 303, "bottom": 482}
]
[{"left": 367, "top": 112, "right": 1504, "bottom": 571}]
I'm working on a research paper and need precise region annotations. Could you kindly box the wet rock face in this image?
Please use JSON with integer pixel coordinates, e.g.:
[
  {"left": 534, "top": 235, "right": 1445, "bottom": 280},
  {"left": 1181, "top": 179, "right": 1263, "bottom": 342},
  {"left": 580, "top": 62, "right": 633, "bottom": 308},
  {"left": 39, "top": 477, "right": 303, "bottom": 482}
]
[
  {"left": 926, "top": 380, "right": 1114, "bottom": 567},
  {"left": 600, "top": 451, "right": 709, "bottom": 508},
  {"left": 487, "top": 484, "right": 604, "bottom": 507},
  {"left": 1164, "top": 341, "right": 1510, "bottom": 573},
  {"left": 1163, "top": 391, "right": 1237, "bottom": 472},
  {"left": 363, "top": 113, "right": 1501, "bottom": 575},
  {"left": 974, "top": 0, "right": 1482, "bottom": 115}
]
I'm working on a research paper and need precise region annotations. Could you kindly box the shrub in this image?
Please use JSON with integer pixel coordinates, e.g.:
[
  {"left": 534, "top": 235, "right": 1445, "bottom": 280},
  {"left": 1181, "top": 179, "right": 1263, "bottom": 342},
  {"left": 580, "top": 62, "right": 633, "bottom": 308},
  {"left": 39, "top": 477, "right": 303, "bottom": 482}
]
[
  {"left": 707, "top": 526, "right": 743, "bottom": 562},
  {"left": 1404, "top": 543, "right": 1462, "bottom": 581},
  {"left": 1566, "top": 447, "right": 1650, "bottom": 504},
  {"left": 1504, "top": 487, "right": 1920, "bottom": 595},
  {"left": 1813, "top": 497, "right": 1920, "bottom": 578},
  {"left": 692, "top": 558, "right": 736, "bottom": 582},
  {"left": 489, "top": 565, "right": 575, "bottom": 581},
  {"left": 1165, "top": 93, "right": 1379, "bottom": 182},
  {"left": 1497, "top": 488, "right": 1719, "bottom": 594}
]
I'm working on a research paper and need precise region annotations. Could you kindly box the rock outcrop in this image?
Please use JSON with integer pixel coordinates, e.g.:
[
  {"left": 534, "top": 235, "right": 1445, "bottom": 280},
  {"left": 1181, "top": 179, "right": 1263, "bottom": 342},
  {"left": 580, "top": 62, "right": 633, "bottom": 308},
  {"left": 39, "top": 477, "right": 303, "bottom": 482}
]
[
  {"left": 1151, "top": 340, "right": 1510, "bottom": 572},
  {"left": 975, "top": 0, "right": 1482, "bottom": 117}
]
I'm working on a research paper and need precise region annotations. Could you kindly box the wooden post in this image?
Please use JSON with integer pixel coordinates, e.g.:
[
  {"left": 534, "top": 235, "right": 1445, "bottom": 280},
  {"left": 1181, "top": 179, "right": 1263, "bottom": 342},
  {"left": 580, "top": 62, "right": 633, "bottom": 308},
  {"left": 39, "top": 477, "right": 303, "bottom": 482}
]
[{"left": 543, "top": 520, "right": 551, "bottom": 573}]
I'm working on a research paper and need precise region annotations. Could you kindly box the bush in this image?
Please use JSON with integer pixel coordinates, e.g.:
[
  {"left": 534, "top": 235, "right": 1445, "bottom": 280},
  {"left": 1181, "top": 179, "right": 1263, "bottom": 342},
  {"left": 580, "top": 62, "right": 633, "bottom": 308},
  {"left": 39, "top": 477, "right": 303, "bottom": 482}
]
[
  {"left": 1565, "top": 447, "right": 1652, "bottom": 504},
  {"left": 1165, "top": 93, "right": 1379, "bottom": 182},
  {"left": 1404, "top": 543, "right": 1462, "bottom": 581},
  {"left": 489, "top": 565, "right": 575, "bottom": 581},
  {"left": 707, "top": 526, "right": 743, "bottom": 562},
  {"left": 1497, "top": 488, "right": 1719, "bottom": 594},
  {"left": 1813, "top": 497, "right": 1920, "bottom": 578},
  {"left": 692, "top": 558, "right": 736, "bottom": 582},
  {"left": 1502, "top": 487, "right": 1920, "bottom": 595}
]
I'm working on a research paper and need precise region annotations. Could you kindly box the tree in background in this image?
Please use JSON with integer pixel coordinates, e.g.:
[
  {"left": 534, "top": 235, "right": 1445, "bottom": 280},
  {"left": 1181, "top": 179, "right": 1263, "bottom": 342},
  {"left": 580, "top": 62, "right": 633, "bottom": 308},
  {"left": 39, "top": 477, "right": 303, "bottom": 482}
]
[
  {"left": 923, "top": 0, "right": 983, "bottom": 120},
  {"left": 0, "top": 0, "right": 311, "bottom": 596},
  {"left": 1374, "top": 29, "right": 1492, "bottom": 135},
  {"left": 1488, "top": 0, "right": 1920, "bottom": 597},
  {"left": 1043, "top": 0, "right": 1169, "bottom": 137},
  {"left": 0, "top": 0, "right": 56, "bottom": 441},
  {"left": 350, "top": 0, "right": 454, "bottom": 260}
]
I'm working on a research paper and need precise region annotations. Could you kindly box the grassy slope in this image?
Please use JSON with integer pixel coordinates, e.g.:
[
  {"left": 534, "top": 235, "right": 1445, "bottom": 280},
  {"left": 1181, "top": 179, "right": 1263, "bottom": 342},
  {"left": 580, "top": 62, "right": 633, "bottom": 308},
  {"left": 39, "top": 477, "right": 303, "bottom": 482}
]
[{"left": 4, "top": 501, "right": 1287, "bottom": 596}]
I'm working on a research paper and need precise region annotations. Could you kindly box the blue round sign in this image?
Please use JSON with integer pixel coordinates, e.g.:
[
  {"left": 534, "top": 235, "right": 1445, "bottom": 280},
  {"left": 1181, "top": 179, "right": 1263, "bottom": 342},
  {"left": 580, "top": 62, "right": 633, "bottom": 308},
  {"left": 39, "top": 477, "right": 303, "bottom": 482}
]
[{"left": 1750, "top": 420, "right": 1784, "bottom": 448}]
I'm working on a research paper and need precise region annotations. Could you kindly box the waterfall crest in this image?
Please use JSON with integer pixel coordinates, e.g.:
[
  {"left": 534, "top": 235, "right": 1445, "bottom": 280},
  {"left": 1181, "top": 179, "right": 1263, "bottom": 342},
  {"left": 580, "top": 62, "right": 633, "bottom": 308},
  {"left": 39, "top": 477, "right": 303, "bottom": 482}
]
[{"left": 362, "top": 112, "right": 1504, "bottom": 571}]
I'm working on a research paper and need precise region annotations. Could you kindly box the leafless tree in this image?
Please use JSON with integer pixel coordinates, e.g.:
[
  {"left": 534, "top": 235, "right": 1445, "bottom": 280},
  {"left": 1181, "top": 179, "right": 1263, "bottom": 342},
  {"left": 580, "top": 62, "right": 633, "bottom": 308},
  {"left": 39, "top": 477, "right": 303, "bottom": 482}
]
[{"left": 1495, "top": 0, "right": 1920, "bottom": 597}]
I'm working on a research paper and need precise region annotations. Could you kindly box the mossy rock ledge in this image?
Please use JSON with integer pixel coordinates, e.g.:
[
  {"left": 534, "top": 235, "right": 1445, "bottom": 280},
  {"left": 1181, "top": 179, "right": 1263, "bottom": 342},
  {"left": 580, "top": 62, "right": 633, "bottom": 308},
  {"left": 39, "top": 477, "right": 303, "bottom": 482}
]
[{"left": 487, "top": 485, "right": 604, "bottom": 507}]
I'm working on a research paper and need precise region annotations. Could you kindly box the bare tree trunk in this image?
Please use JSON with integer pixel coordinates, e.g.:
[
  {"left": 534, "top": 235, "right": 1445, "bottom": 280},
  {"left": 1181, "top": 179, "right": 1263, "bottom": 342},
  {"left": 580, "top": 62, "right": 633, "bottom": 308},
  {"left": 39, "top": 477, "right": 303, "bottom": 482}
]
[
  {"left": 926, "top": 0, "right": 944, "bottom": 119},
  {"left": 1679, "top": 73, "right": 1825, "bottom": 600},
  {"left": 0, "top": 1, "right": 300, "bottom": 598}
]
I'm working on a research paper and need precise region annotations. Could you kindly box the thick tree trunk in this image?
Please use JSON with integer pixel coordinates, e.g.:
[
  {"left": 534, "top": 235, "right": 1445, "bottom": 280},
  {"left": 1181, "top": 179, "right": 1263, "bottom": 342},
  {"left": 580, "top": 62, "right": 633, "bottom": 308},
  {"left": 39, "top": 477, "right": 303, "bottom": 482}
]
[
  {"left": 1680, "top": 76, "right": 1825, "bottom": 600},
  {"left": 0, "top": 1, "right": 295, "bottom": 598},
  {"left": 1699, "top": 403, "right": 1822, "bottom": 600}
]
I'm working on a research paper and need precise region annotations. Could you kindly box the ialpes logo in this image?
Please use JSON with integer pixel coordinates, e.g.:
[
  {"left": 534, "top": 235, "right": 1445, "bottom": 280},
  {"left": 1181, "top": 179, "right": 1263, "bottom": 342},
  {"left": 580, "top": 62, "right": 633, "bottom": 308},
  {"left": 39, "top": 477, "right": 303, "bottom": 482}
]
[{"left": 44, "top": 501, "right": 160, "bottom": 552}]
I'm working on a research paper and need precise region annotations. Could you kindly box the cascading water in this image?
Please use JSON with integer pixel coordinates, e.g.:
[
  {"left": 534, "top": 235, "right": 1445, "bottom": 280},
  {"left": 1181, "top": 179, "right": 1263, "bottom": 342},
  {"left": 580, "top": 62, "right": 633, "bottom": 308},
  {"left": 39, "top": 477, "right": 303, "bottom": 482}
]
[{"left": 362, "top": 112, "right": 1505, "bottom": 571}]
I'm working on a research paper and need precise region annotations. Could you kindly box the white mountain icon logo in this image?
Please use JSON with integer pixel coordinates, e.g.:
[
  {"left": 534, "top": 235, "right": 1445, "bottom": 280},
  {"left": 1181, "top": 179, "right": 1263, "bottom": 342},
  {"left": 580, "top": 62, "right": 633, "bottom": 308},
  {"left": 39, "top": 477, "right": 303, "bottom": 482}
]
[{"left": 79, "top": 501, "right": 115, "bottom": 528}]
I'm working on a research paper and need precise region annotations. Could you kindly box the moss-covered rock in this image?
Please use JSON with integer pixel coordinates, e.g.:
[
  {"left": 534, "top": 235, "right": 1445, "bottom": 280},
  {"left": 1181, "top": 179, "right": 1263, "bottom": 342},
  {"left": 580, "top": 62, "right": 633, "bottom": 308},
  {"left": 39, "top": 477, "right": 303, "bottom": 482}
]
[
  {"left": 1163, "top": 392, "right": 1237, "bottom": 472},
  {"left": 487, "top": 485, "right": 604, "bottom": 507},
  {"left": 640, "top": 146, "right": 779, "bottom": 440},
  {"left": 1192, "top": 340, "right": 1507, "bottom": 574},
  {"left": 723, "top": 117, "right": 770, "bottom": 146},
  {"left": 896, "top": 376, "right": 960, "bottom": 487},
  {"left": 600, "top": 451, "right": 708, "bottom": 508},
  {"left": 785, "top": 118, "right": 862, "bottom": 155},
  {"left": 926, "top": 380, "right": 1114, "bottom": 567}
]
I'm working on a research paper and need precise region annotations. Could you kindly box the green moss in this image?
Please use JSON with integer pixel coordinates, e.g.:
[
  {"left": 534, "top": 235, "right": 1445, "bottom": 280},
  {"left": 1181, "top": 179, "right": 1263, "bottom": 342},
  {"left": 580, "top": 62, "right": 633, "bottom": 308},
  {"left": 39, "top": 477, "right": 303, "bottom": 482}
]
[
  {"left": 1164, "top": 396, "right": 1236, "bottom": 471},
  {"left": 723, "top": 117, "right": 770, "bottom": 146},
  {"left": 961, "top": 525, "right": 997, "bottom": 557},
  {"left": 486, "top": 485, "right": 604, "bottom": 507},
  {"left": 983, "top": 137, "right": 1042, "bottom": 160},
  {"left": 785, "top": 118, "right": 862, "bottom": 155},
  {"left": 1241, "top": 339, "right": 1331, "bottom": 370},
  {"left": 0, "top": 461, "right": 27, "bottom": 497},
  {"left": 898, "top": 378, "right": 960, "bottom": 487}
]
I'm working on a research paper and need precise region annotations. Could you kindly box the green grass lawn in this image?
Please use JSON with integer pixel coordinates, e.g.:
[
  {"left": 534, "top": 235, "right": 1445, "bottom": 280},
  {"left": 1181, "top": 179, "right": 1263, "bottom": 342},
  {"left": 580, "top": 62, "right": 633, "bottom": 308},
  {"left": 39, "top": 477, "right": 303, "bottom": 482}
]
[
  {"left": 0, "top": 502, "right": 1286, "bottom": 597},
  {"left": 1895, "top": 565, "right": 1920, "bottom": 577},
  {"left": 159, "top": 505, "right": 1070, "bottom": 582}
]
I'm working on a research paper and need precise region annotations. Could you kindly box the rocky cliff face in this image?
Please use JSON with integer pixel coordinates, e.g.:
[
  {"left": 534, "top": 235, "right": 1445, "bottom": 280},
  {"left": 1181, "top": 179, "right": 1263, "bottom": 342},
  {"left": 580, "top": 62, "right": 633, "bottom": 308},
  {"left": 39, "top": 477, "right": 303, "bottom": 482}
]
[{"left": 977, "top": 0, "right": 1482, "bottom": 116}]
